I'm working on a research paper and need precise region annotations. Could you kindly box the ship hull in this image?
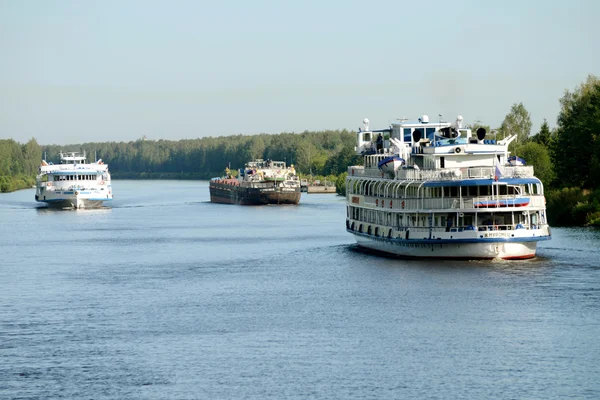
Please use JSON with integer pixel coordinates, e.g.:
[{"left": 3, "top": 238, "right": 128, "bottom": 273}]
[
  {"left": 209, "top": 181, "right": 301, "bottom": 205},
  {"left": 349, "top": 230, "right": 546, "bottom": 260},
  {"left": 36, "top": 194, "right": 111, "bottom": 209}
]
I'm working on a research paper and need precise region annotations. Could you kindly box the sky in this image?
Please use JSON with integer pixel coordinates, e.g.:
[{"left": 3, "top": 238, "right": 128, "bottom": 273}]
[{"left": 1, "top": 0, "right": 599, "bottom": 145}]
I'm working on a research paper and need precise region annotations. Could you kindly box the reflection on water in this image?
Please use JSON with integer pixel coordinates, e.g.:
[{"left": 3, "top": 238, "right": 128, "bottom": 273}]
[
  {"left": 35, "top": 205, "right": 113, "bottom": 214},
  {"left": 1, "top": 181, "right": 600, "bottom": 399}
]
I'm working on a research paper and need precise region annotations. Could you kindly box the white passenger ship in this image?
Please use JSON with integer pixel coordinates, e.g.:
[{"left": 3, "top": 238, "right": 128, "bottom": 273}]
[
  {"left": 35, "top": 151, "right": 113, "bottom": 209},
  {"left": 346, "top": 115, "right": 551, "bottom": 260}
]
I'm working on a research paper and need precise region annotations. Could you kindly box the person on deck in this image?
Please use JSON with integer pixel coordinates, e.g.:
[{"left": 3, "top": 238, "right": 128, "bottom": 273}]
[{"left": 376, "top": 133, "right": 383, "bottom": 154}]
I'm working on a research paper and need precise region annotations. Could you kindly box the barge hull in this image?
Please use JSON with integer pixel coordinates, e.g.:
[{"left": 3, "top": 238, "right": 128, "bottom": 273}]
[{"left": 209, "top": 182, "right": 301, "bottom": 205}]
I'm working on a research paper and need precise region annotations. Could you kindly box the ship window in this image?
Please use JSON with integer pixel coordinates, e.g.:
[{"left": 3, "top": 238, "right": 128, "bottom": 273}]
[
  {"left": 440, "top": 157, "right": 445, "bottom": 169},
  {"left": 426, "top": 128, "right": 436, "bottom": 139},
  {"left": 404, "top": 128, "right": 412, "bottom": 139}
]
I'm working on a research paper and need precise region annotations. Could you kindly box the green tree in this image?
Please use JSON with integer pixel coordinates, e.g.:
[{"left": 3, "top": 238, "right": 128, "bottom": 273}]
[
  {"left": 531, "top": 119, "right": 552, "bottom": 147},
  {"left": 511, "top": 141, "right": 554, "bottom": 187},
  {"left": 500, "top": 102, "right": 532, "bottom": 146},
  {"left": 552, "top": 74, "right": 600, "bottom": 189}
]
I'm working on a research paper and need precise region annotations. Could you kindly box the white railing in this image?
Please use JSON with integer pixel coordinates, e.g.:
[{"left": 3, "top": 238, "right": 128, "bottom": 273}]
[
  {"left": 348, "top": 165, "right": 535, "bottom": 181},
  {"left": 357, "top": 194, "right": 546, "bottom": 211},
  {"left": 39, "top": 164, "right": 108, "bottom": 173}
]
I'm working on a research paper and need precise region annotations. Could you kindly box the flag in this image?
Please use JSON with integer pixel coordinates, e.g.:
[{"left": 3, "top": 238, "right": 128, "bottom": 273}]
[{"left": 494, "top": 163, "right": 502, "bottom": 181}]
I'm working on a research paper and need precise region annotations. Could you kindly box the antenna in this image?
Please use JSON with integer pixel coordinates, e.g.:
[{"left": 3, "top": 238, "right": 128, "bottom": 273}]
[{"left": 437, "top": 114, "right": 442, "bottom": 145}]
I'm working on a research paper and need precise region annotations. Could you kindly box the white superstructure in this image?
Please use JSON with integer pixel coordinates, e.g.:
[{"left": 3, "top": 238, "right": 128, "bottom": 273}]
[
  {"left": 35, "top": 151, "right": 113, "bottom": 209},
  {"left": 346, "top": 115, "right": 551, "bottom": 260}
]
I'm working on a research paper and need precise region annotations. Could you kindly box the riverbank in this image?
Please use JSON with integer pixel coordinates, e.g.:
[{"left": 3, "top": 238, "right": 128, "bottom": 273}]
[{"left": 0, "top": 175, "right": 36, "bottom": 193}]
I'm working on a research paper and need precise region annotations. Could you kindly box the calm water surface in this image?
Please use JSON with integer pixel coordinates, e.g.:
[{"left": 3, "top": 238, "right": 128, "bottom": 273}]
[{"left": 1, "top": 180, "right": 599, "bottom": 399}]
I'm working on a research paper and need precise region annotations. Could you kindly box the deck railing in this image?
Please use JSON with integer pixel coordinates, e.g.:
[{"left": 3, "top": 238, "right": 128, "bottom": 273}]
[
  {"left": 348, "top": 165, "right": 534, "bottom": 180},
  {"left": 355, "top": 194, "right": 546, "bottom": 211}
]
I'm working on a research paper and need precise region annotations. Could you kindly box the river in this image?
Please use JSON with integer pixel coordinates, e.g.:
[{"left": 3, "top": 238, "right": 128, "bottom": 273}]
[{"left": 1, "top": 180, "right": 599, "bottom": 399}]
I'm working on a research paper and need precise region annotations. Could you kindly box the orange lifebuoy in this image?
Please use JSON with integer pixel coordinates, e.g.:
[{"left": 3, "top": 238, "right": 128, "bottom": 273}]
[
  {"left": 401, "top": 200, "right": 405, "bottom": 209},
  {"left": 75, "top": 191, "right": 79, "bottom": 195},
  {"left": 46, "top": 182, "right": 52, "bottom": 187},
  {"left": 99, "top": 180, "right": 104, "bottom": 185},
  {"left": 376, "top": 199, "right": 379, "bottom": 206},
  {"left": 390, "top": 200, "right": 392, "bottom": 208}
]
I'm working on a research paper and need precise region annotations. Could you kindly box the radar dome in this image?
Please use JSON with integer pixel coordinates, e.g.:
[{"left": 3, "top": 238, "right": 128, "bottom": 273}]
[
  {"left": 420, "top": 115, "right": 429, "bottom": 123},
  {"left": 456, "top": 115, "right": 463, "bottom": 129},
  {"left": 362, "top": 118, "right": 370, "bottom": 131}
]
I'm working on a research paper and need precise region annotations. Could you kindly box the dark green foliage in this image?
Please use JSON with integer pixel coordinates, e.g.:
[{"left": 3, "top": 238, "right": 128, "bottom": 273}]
[
  {"left": 551, "top": 75, "right": 600, "bottom": 189},
  {"left": 532, "top": 119, "right": 552, "bottom": 147},
  {"left": 335, "top": 172, "right": 348, "bottom": 196},
  {"left": 546, "top": 187, "right": 600, "bottom": 226},
  {"left": 38, "top": 130, "right": 358, "bottom": 179},
  {"left": 0, "top": 139, "right": 42, "bottom": 192},
  {"left": 511, "top": 141, "right": 554, "bottom": 187},
  {"left": 545, "top": 187, "right": 586, "bottom": 226}
]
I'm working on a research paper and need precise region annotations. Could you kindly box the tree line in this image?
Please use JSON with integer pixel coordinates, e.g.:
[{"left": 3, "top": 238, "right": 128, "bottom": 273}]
[
  {"left": 2, "top": 75, "right": 599, "bottom": 226},
  {"left": 486, "top": 74, "right": 600, "bottom": 226},
  {"left": 0, "top": 139, "right": 41, "bottom": 192},
  {"left": 0, "top": 130, "right": 361, "bottom": 192}
]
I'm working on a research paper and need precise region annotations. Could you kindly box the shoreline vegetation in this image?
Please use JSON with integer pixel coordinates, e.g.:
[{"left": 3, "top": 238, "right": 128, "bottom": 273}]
[{"left": 2, "top": 75, "right": 599, "bottom": 227}]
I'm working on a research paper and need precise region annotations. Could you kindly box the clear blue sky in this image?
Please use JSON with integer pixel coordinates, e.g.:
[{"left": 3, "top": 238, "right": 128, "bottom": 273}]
[{"left": 1, "top": 0, "right": 598, "bottom": 145}]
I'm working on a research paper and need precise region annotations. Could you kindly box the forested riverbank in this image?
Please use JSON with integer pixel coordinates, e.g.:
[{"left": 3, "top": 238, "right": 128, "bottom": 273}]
[
  {"left": 2, "top": 75, "right": 599, "bottom": 226},
  {"left": 1, "top": 130, "right": 360, "bottom": 194}
]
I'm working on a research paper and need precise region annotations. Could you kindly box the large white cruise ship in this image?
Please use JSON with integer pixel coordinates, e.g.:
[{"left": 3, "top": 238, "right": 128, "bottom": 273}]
[
  {"left": 35, "top": 151, "right": 113, "bottom": 209},
  {"left": 345, "top": 115, "right": 551, "bottom": 260}
]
